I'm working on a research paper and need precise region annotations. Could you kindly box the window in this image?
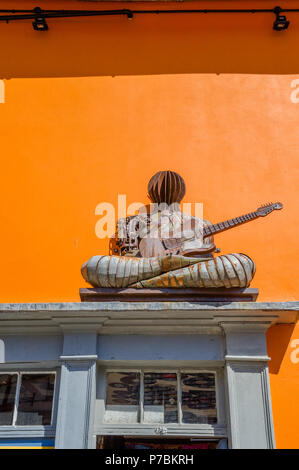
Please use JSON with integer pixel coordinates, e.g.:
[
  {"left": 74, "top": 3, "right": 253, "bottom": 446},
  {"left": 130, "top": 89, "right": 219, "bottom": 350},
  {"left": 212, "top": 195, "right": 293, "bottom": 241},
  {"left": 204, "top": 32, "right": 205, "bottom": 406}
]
[
  {"left": 181, "top": 373, "right": 217, "bottom": 424},
  {"left": 0, "top": 374, "right": 18, "bottom": 426},
  {"left": 144, "top": 372, "right": 178, "bottom": 424},
  {"left": 0, "top": 373, "right": 56, "bottom": 426},
  {"left": 104, "top": 370, "right": 217, "bottom": 425}
]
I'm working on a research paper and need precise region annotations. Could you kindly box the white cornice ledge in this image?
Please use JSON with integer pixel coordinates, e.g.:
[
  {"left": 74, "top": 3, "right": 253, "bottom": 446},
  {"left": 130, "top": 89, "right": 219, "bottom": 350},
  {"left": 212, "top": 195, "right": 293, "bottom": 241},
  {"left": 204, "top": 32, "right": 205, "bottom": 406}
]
[
  {"left": 0, "top": 301, "right": 298, "bottom": 313},
  {"left": 0, "top": 301, "right": 297, "bottom": 335}
]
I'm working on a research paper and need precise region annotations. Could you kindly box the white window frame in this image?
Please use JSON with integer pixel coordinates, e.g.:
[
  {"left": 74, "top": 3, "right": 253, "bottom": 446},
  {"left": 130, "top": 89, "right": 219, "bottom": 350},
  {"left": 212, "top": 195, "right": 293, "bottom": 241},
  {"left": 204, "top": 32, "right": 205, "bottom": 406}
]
[
  {"left": 94, "top": 366, "right": 227, "bottom": 439},
  {"left": 0, "top": 371, "right": 57, "bottom": 427}
]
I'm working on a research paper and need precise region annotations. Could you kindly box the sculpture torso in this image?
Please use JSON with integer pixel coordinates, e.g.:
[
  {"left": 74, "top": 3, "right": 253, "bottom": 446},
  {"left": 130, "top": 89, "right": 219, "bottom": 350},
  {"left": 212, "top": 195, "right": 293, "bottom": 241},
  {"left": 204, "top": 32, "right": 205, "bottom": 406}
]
[{"left": 115, "top": 208, "right": 216, "bottom": 259}]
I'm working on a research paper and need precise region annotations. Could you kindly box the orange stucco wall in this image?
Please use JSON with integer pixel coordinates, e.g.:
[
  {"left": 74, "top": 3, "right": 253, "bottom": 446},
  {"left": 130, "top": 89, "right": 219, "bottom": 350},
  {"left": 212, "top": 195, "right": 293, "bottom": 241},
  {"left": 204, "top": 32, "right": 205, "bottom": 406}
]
[{"left": 0, "top": 0, "right": 298, "bottom": 448}]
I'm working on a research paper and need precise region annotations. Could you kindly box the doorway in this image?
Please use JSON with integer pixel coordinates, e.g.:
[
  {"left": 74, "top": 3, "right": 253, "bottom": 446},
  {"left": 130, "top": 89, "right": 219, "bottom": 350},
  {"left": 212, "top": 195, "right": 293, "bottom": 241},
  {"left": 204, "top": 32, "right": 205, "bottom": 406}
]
[{"left": 97, "top": 435, "right": 222, "bottom": 449}]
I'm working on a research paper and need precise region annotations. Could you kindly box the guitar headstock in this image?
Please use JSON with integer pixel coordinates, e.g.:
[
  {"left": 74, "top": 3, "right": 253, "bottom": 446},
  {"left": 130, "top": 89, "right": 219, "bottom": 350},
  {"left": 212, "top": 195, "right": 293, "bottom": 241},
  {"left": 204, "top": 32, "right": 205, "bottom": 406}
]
[{"left": 256, "top": 202, "right": 283, "bottom": 217}]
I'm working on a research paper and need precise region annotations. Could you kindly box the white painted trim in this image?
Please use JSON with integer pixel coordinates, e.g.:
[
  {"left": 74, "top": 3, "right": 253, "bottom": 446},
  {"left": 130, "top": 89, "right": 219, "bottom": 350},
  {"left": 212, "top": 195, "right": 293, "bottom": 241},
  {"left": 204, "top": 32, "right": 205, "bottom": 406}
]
[
  {"left": 60, "top": 355, "right": 98, "bottom": 361},
  {"left": 94, "top": 424, "right": 227, "bottom": 438},
  {"left": 0, "top": 427, "right": 56, "bottom": 438},
  {"left": 225, "top": 361, "right": 275, "bottom": 449},
  {"left": 177, "top": 370, "right": 182, "bottom": 424},
  {"left": 12, "top": 374, "right": 21, "bottom": 426},
  {"left": 260, "top": 365, "right": 275, "bottom": 449},
  {"left": 0, "top": 301, "right": 297, "bottom": 312},
  {"left": 55, "top": 358, "right": 96, "bottom": 449},
  {"left": 225, "top": 355, "right": 271, "bottom": 362}
]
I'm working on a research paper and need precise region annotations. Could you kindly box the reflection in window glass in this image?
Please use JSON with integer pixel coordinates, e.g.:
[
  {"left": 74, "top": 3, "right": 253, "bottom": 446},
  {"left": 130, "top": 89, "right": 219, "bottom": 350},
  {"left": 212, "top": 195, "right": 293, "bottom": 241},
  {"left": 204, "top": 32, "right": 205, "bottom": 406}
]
[
  {"left": 16, "top": 374, "right": 55, "bottom": 425},
  {"left": 0, "top": 374, "right": 17, "bottom": 425},
  {"left": 181, "top": 373, "right": 217, "bottom": 424},
  {"left": 106, "top": 372, "right": 140, "bottom": 405},
  {"left": 144, "top": 373, "right": 177, "bottom": 423},
  {"left": 105, "top": 372, "right": 140, "bottom": 423}
]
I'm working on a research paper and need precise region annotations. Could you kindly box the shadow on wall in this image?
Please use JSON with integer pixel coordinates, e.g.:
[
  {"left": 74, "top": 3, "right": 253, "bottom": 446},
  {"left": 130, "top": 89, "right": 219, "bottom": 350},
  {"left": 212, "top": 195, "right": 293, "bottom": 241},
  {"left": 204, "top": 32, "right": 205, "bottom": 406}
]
[
  {"left": 267, "top": 324, "right": 295, "bottom": 374},
  {"left": 1, "top": 1, "right": 299, "bottom": 78}
]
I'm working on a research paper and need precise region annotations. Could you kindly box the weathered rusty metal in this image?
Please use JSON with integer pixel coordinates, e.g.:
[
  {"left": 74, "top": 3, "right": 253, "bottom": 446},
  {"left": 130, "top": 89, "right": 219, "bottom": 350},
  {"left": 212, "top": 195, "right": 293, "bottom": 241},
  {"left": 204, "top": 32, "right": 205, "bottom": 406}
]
[
  {"left": 148, "top": 170, "right": 186, "bottom": 205},
  {"left": 82, "top": 171, "right": 283, "bottom": 291},
  {"left": 81, "top": 253, "right": 256, "bottom": 289},
  {"left": 113, "top": 200, "right": 283, "bottom": 259}
]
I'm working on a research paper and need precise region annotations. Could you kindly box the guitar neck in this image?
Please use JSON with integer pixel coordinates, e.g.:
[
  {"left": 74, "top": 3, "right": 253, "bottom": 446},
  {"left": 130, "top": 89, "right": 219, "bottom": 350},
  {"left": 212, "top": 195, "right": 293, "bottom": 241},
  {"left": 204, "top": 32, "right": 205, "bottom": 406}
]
[{"left": 203, "top": 211, "right": 259, "bottom": 238}]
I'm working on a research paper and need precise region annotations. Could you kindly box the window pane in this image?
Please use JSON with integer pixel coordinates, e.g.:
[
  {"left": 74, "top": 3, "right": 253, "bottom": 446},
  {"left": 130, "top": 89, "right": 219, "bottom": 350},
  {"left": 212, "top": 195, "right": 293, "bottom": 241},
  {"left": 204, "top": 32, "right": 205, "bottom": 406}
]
[
  {"left": 105, "top": 372, "right": 140, "bottom": 424},
  {"left": 16, "top": 374, "right": 55, "bottom": 425},
  {"left": 106, "top": 372, "right": 140, "bottom": 405},
  {"left": 181, "top": 373, "right": 217, "bottom": 424},
  {"left": 0, "top": 374, "right": 17, "bottom": 425},
  {"left": 144, "top": 373, "right": 177, "bottom": 423}
]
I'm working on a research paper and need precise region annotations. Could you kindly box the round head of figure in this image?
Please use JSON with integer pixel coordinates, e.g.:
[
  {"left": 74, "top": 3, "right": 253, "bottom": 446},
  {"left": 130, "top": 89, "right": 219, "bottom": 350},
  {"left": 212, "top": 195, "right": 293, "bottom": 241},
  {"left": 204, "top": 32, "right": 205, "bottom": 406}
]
[{"left": 147, "top": 170, "right": 186, "bottom": 206}]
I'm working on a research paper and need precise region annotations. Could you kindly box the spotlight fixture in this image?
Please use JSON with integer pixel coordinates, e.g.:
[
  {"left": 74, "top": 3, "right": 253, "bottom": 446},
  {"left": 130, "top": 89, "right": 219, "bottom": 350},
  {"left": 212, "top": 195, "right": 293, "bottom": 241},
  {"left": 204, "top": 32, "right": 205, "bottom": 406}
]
[
  {"left": 32, "top": 7, "right": 48, "bottom": 31},
  {"left": 273, "top": 6, "right": 290, "bottom": 30},
  {"left": 0, "top": 5, "right": 297, "bottom": 31}
]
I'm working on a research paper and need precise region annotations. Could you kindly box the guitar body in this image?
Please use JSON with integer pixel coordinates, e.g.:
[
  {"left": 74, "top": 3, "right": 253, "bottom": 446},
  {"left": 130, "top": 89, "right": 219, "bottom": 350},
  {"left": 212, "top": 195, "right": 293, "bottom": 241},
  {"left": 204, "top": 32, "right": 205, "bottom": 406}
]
[{"left": 139, "top": 233, "right": 216, "bottom": 258}]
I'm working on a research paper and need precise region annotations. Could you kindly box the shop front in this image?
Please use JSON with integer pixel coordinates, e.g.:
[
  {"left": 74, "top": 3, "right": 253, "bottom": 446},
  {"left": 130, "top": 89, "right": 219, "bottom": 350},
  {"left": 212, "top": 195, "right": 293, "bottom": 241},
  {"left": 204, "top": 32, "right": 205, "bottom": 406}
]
[{"left": 0, "top": 301, "right": 297, "bottom": 449}]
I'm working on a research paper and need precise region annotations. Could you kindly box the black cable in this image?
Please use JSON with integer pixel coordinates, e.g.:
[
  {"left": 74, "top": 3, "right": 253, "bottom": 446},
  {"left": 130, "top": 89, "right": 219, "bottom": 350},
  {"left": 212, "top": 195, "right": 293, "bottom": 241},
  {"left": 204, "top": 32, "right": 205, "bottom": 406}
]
[{"left": 0, "top": 6, "right": 297, "bottom": 26}]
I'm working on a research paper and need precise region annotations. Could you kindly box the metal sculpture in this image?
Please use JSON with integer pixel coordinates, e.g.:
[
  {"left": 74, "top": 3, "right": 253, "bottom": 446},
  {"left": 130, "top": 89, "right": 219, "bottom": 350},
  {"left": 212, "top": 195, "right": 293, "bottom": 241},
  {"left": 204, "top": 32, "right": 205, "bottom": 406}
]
[{"left": 81, "top": 171, "right": 283, "bottom": 289}]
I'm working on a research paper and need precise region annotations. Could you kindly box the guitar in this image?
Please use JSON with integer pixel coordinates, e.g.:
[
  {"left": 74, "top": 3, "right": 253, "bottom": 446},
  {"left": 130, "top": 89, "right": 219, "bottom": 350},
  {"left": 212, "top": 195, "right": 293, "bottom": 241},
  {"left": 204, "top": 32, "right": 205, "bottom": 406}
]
[
  {"left": 139, "top": 202, "right": 283, "bottom": 258},
  {"left": 182, "top": 202, "right": 283, "bottom": 256}
]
